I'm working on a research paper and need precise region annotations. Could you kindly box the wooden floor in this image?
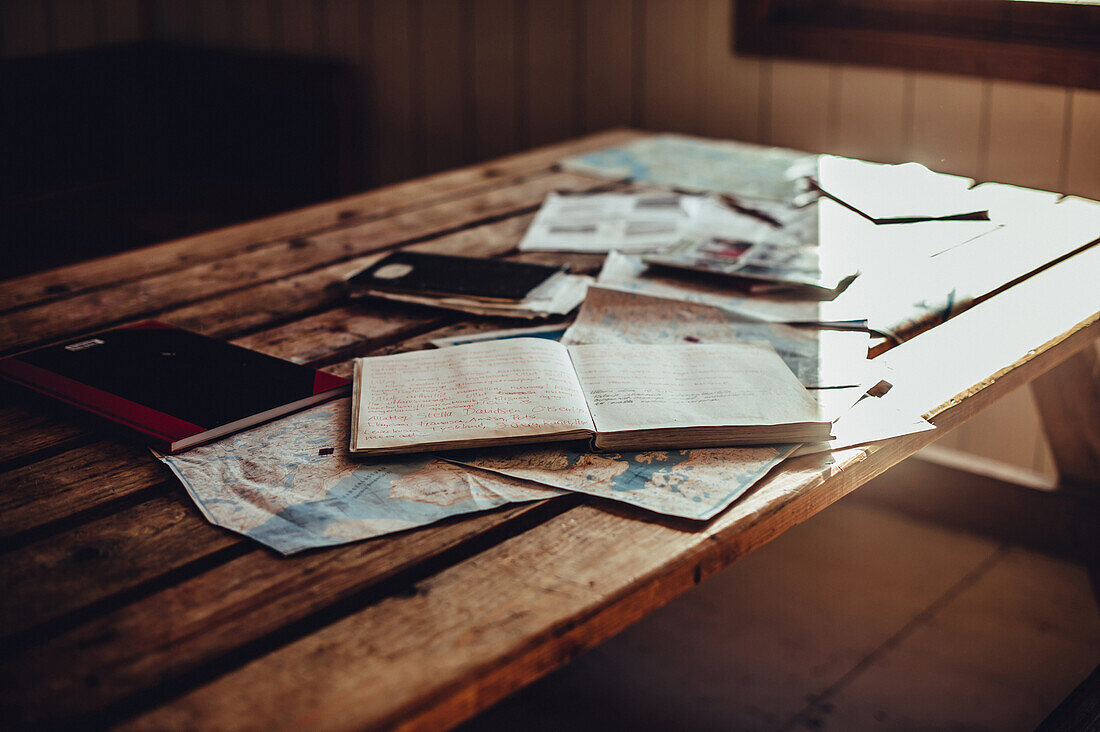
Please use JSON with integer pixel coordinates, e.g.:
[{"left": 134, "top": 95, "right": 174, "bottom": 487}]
[{"left": 460, "top": 489, "right": 1100, "bottom": 732}]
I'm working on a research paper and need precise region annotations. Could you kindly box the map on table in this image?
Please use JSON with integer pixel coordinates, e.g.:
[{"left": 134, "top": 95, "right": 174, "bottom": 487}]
[
  {"left": 158, "top": 399, "right": 560, "bottom": 555},
  {"left": 562, "top": 285, "right": 873, "bottom": 389},
  {"left": 561, "top": 134, "right": 817, "bottom": 203},
  {"left": 596, "top": 251, "right": 867, "bottom": 330},
  {"left": 449, "top": 443, "right": 799, "bottom": 521}
]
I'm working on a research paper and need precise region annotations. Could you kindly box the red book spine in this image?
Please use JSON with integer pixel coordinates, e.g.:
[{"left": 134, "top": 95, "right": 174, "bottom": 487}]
[{"left": 0, "top": 357, "right": 204, "bottom": 448}]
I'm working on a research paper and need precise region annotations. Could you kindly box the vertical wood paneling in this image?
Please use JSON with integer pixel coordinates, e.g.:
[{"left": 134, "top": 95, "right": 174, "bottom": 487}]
[
  {"left": 195, "top": 0, "right": 241, "bottom": 47},
  {"left": 584, "top": 0, "right": 633, "bottom": 133},
  {"left": 420, "top": 0, "right": 468, "bottom": 172},
  {"left": 50, "top": 0, "right": 102, "bottom": 50},
  {"left": 527, "top": 0, "right": 577, "bottom": 147},
  {"left": 985, "top": 81, "right": 1068, "bottom": 192},
  {"left": 768, "top": 60, "right": 833, "bottom": 153},
  {"left": 323, "top": 0, "right": 370, "bottom": 185},
  {"left": 833, "top": 65, "right": 908, "bottom": 163},
  {"left": 1, "top": 0, "right": 54, "bottom": 56},
  {"left": 702, "top": 0, "right": 761, "bottom": 144},
  {"left": 370, "top": 0, "right": 415, "bottom": 184},
  {"left": 1065, "top": 89, "right": 1100, "bottom": 200},
  {"left": 322, "top": 0, "right": 364, "bottom": 61},
  {"left": 237, "top": 0, "right": 280, "bottom": 50},
  {"left": 910, "top": 71, "right": 985, "bottom": 178},
  {"left": 102, "top": 0, "right": 144, "bottom": 43},
  {"left": 150, "top": 0, "right": 200, "bottom": 42},
  {"left": 642, "top": 0, "right": 703, "bottom": 134},
  {"left": 472, "top": 0, "right": 517, "bottom": 160},
  {"left": 276, "top": 0, "right": 319, "bottom": 54}
]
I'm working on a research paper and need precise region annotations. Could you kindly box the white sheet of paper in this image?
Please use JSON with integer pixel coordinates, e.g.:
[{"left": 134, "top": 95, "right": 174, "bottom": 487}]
[{"left": 566, "top": 342, "right": 824, "bottom": 434}]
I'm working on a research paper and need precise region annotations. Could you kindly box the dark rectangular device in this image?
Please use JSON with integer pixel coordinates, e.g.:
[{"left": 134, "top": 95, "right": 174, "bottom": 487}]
[
  {"left": 348, "top": 251, "right": 566, "bottom": 302},
  {"left": 0, "top": 321, "right": 349, "bottom": 452}
]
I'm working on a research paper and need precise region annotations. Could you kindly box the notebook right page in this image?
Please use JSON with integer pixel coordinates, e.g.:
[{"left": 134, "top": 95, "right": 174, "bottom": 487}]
[{"left": 566, "top": 342, "right": 824, "bottom": 435}]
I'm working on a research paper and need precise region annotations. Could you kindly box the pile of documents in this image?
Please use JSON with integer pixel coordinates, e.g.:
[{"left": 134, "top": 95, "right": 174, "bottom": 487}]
[
  {"left": 345, "top": 250, "right": 592, "bottom": 319},
  {"left": 175, "top": 135, "right": 1098, "bottom": 556}
]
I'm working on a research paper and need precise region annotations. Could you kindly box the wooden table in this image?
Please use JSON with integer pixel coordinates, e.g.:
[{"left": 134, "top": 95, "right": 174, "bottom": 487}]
[{"left": 1, "top": 130, "right": 1097, "bottom": 730}]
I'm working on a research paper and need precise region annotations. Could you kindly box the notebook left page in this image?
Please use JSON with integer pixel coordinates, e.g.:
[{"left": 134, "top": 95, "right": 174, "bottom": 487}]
[{"left": 351, "top": 338, "right": 596, "bottom": 454}]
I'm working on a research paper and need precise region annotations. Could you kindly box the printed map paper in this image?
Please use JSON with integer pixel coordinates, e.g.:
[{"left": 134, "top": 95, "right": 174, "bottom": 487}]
[
  {"left": 562, "top": 286, "right": 872, "bottom": 388},
  {"left": 159, "top": 399, "right": 560, "bottom": 555},
  {"left": 561, "top": 134, "right": 815, "bottom": 203},
  {"left": 449, "top": 443, "right": 798, "bottom": 521},
  {"left": 596, "top": 251, "right": 866, "bottom": 328}
]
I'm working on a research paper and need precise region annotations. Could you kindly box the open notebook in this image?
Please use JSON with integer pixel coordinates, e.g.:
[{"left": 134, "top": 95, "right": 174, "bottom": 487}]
[{"left": 350, "top": 338, "right": 830, "bottom": 455}]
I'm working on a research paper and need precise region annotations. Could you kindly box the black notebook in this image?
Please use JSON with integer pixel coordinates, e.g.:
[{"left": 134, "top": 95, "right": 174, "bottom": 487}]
[
  {"left": 348, "top": 251, "right": 566, "bottom": 302},
  {"left": 0, "top": 321, "right": 350, "bottom": 453}
]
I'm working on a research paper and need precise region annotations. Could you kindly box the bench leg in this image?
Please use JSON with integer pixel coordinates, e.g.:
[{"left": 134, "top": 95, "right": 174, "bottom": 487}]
[{"left": 1031, "top": 340, "right": 1100, "bottom": 490}]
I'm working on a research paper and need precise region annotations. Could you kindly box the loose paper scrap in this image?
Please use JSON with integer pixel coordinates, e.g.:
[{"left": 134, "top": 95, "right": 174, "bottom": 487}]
[
  {"left": 519, "top": 192, "right": 760, "bottom": 254},
  {"left": 561, "top": 133, "right": 816, "bottom": 203},
  {"left": 814, "top": 156, "right": 987, "bottom": 223},
  {"left": 561, "top": 286, "right": 873, "bottom": 389},
  {"left": 596, "top": 251, "right": 868, "bottom": 329},
  {"left": 794, "top": 393, "right": 935, "bottom": 456},
  {"left": 519, "top": 192, "right": 694, "bottom": 253},
  {"left": 449, "top": 443, "right": 799, "bottom": 521},
  {"left": 430, "top": 323, "right": 569, "bottom": 348},
  {"left": 159, "top": 399, "right": 560, "bottom": 555}
]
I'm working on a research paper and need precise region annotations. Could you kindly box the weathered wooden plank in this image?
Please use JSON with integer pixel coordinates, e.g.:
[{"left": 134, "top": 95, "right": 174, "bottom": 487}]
[
  {"left": 0, "top": 501, "right": 564, "bottom": 728},
  {"left": 122, "top": 241, "right": 1100, "bottom": 732},
  {"left": 0, "top": 441, "right": 162, "bottom": 544},
  {"left": 233, "top": 305, "right": 449, "bottom": 368},
  {"left": 0, "top": 402, "right": 88, "bottom": 468},
  {"left": 166, "top": 212, "right": 540, "bottom": 338},
  {"left": 0, "top": 171, "right": 607, "bottom": 354},
  {"left": 0, "top": 129, "right": 640, "bottom": 315},
  {"left": 117, "top": 445, "right": 871, "bottom": 732},
  {"left": 0, "top": 491, "right": 241, "bottom": 641},
  {"left": 1031, "top": 342, "right": 1100, "bottom": 487}
]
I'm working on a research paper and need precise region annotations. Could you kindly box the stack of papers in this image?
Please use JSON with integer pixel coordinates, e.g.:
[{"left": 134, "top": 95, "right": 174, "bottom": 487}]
[
  {"left": 354, "top": 272, "right": 592, "bottom": 319},
  {"left": 169, "top": 138, "right": 1033, "bottom": 556},
  {"left": 346, "top": 250, "right": 593, "bottom": 319}
]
